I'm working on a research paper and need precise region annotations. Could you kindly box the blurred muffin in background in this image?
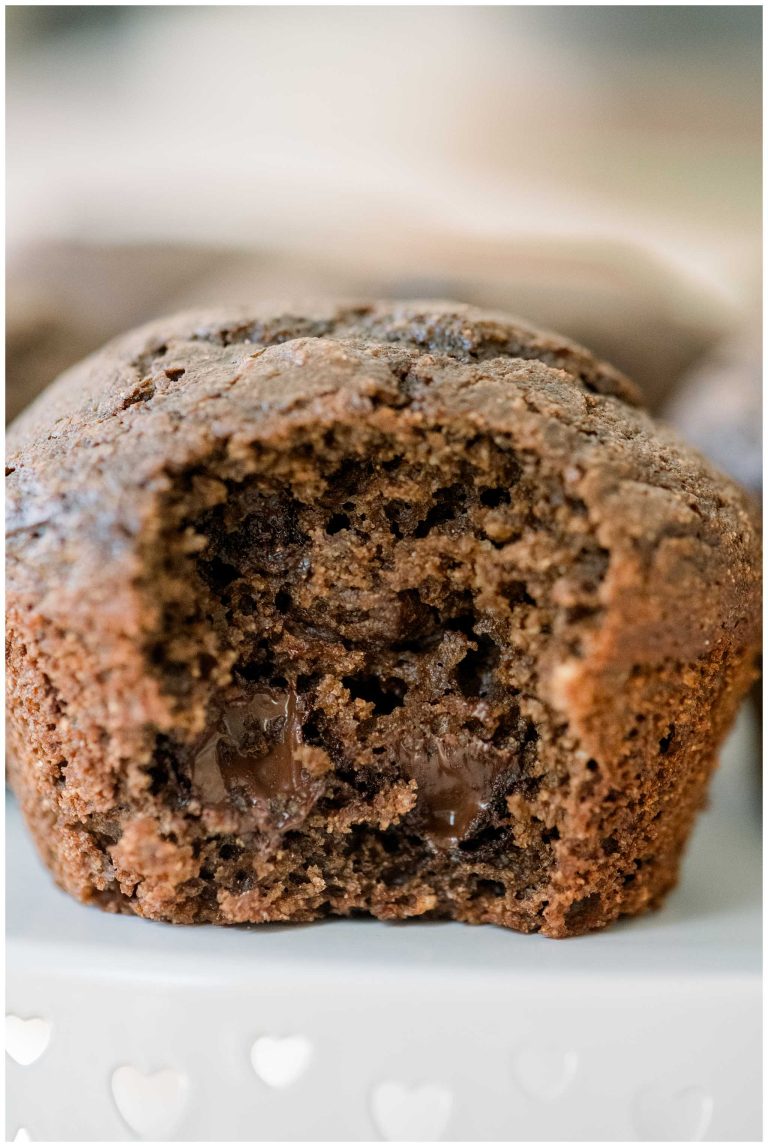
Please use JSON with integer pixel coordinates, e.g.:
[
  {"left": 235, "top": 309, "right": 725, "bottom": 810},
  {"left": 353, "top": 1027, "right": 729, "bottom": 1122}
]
[{"left": 666, "top": 324, "right": 761, "bottom": 500}]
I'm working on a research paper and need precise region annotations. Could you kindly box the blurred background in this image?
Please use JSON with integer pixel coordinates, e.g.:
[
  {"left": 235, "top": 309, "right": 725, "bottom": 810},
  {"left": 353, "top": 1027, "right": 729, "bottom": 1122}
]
[{"left": 6, "top": 4, "right": 762, "bottom": 496}]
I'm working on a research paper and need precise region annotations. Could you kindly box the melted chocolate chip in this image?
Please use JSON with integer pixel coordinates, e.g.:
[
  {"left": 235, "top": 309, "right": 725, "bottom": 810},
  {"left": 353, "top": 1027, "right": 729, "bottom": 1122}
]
[
  {"left": 193, "top": 688, "right": 305, "bottom": 804},
  {"left": 405, "top": 738, "right": 503, "bottom": 845}
]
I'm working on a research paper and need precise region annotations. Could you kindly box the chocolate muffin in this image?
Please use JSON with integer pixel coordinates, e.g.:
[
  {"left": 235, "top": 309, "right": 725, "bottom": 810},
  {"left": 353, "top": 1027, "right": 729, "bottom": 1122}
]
[{"left": 6, "top": 301, "right": 761, "bottom": 937}]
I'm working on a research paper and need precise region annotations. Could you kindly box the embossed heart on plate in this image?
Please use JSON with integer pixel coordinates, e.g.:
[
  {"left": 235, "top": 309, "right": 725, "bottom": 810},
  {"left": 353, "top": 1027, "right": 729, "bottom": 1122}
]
[
  {"left": 371, "top": 1080, "right": 454, "bottom": 1141},
  {"left": 511, "top": 1046, "right": 579, "bottom": 1101},
  {"left": 111, "top": 1065, "right": 188, "bottom": 1139},
  {"left": 633, "top": 1082, "right": 714, "bottom": 1141},
  {"left": 5, "top": 1016, "right": 52, "bottom": 1066},
  {"left": 250, "top": 1035, "right": 312, "bottom": 1088}
]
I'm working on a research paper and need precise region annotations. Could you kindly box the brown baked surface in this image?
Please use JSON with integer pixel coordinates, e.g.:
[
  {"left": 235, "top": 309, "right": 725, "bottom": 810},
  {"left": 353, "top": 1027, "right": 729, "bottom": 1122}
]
[{"left": 6, "top": 300, "right": 761, "bottom": 936}]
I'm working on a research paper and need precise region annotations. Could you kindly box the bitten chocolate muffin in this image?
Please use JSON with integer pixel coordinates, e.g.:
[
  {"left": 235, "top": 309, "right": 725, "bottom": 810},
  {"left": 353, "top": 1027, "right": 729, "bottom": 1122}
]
[{"left": 6, "top": 301, "right": 761, "bottom": 937}]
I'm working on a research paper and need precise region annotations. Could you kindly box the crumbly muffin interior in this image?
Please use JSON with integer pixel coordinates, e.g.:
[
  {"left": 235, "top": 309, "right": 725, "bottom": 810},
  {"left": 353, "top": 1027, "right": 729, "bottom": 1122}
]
[{"left": 135, "top": 415, "right": 608, "bottom": 928}]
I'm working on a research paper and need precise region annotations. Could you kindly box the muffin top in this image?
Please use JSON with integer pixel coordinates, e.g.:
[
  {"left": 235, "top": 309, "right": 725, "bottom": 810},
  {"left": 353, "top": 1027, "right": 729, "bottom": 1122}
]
[
  {"left": 7, "top": 300, "right": 760, "bottom": 683},
  {"left": 8, "top": 298, "right": 641, "bottom": 451}
]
